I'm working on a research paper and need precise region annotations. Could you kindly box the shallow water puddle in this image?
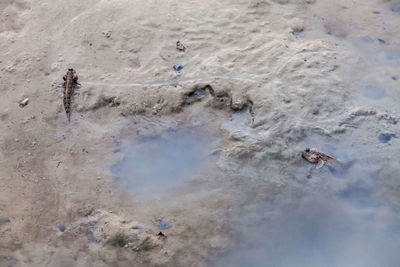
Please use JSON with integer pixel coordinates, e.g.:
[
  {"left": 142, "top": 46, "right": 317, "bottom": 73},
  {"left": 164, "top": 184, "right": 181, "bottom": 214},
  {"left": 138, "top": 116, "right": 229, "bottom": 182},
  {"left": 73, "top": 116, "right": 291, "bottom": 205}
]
[
  {"left": 214, "top": 118, "right": 400, "bottom": 266},
  {"left": 363, "top": 84, "right": 387, "bottom": 100},
  {"left": 215, "top": 139, "right": 400, "bottom": 266},
  {"left": 215, "top": 191, "right": 400, "bottom": 267},
  {"left": 111, "top": 127, "right": 219, "bottom": 198}
]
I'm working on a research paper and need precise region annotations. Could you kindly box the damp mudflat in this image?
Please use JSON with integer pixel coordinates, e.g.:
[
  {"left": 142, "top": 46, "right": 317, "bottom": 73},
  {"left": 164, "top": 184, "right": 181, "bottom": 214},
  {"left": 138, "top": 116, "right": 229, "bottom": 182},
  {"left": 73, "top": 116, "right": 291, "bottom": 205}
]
[
  {"left": 215, "top": 193, "right": 400, "bottom": 267},
  {"left": 214, "top": 1, "right": 400, "bottom": 266},
  {"left": 212, "top": 127, "right": 400, "bottom": 266},
  {"left": 3, "top": 0, "right": 400, "bottom": 266},
  {"left": 105, "top": 2, "right": 400, "bottom": 265}
]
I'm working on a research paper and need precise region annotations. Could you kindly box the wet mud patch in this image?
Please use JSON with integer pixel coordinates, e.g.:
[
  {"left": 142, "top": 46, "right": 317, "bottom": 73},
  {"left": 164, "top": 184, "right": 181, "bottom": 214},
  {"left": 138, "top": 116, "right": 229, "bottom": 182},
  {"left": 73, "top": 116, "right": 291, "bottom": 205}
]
[
  {"left": 214, "top": 190, "right": 400, "bottom": 267},
  {"left": 337, "top": 182, "right": 378, "bottom": 207},
  {"left": 389, "top": 0, "right": 400, "bottom": 13},
  {"left": 214, "top": 130, "right": 400, "bottom": 266},
  {"left": 363, "top": 85, "right": 387, "bottom": 100},
  {"left": 378, "top": 132, "right": 397, "bottom": 143},
  {"left": 111, "top": 120, "right": 220, "bottom": 198},
  {"left": 222, "top": 105, "right": 258, "bottom": 141}
]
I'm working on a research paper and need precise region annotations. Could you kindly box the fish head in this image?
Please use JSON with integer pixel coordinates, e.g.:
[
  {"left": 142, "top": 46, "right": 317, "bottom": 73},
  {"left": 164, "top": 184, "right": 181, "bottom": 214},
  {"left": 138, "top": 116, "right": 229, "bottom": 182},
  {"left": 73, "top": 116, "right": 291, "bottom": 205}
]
[{"left": 302, "top": 148, "right": 319, "bottom": 163}]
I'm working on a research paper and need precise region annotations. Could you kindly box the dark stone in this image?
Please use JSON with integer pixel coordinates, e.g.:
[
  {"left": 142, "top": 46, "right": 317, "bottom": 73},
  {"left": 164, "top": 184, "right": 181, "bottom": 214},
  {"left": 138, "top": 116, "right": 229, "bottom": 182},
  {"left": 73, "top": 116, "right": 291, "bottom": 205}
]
[
  {"left": 378, "top": 38, "right": 386, "bottom": 44},
  {"left": 57, "top": 132, "right": 67, "bottom": 140},
  {"left": 173, "top": 63, "right": 184, "bottom": 72},
  {"left": 373, "top": 11, "right": 381, "bottom": 14},
  {"left": 59, "top": 225, "right": 66, "bottom": 232}
]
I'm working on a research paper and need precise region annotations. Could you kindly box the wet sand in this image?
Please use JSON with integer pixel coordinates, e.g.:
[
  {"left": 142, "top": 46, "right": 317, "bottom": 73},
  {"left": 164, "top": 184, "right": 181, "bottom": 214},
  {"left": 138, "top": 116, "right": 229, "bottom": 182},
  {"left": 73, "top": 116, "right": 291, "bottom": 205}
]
[{"left": 1, "top": 0, "right": 400, "bottom": 266}]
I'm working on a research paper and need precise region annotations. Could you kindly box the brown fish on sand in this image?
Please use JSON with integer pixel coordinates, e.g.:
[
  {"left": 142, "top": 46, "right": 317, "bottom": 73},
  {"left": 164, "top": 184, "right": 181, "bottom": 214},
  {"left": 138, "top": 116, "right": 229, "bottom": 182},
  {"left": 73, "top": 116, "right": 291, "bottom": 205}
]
[
  {"left": 302, "top": 148, "right": 354, "bottom": 172},
  {"left": 62, "top": 68, "right": 80, "bottom": 122}
]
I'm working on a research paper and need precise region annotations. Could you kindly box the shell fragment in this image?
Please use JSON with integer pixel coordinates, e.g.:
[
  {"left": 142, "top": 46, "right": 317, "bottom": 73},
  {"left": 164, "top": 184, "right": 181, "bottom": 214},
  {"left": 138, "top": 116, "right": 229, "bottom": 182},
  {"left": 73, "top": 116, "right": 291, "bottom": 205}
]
[{"left": 19, "top": 98, "right": 29, "bottom": 107}]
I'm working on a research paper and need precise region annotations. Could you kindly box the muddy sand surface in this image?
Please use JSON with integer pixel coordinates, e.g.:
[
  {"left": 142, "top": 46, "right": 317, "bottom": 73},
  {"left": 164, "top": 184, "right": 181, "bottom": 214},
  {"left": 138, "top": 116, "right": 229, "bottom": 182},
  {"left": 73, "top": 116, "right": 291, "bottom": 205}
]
[{"left": 1, "top": 0, "right": 400, "bottom": 266}]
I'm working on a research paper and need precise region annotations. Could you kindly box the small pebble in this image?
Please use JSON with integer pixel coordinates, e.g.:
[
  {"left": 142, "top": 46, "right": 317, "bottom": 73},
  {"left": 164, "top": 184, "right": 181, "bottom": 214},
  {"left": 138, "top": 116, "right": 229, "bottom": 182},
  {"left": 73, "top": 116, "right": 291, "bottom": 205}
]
[
  {"left": 378, "top": 38, "right": 386, "bottom": 44},
  {"left": 58, "top": 225, "right": 66, "bottom": 232},
  {"left": 176, "top": 41, "right": 186, "bottom": 51},
  {"left": 5, "top": 65, "right": 16, "bottom": 72},
  {"left": 19, "top": 98, "right": 29, "bottom": 107},
  {"left": 102, "top": 31, "right": 112, "bottom": 38},
  {"left": 173, "top": 63, "right": 184, "bottom": 72},
  {"left": 56, "top": 132, "right": 67, "bottom": 140}
]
